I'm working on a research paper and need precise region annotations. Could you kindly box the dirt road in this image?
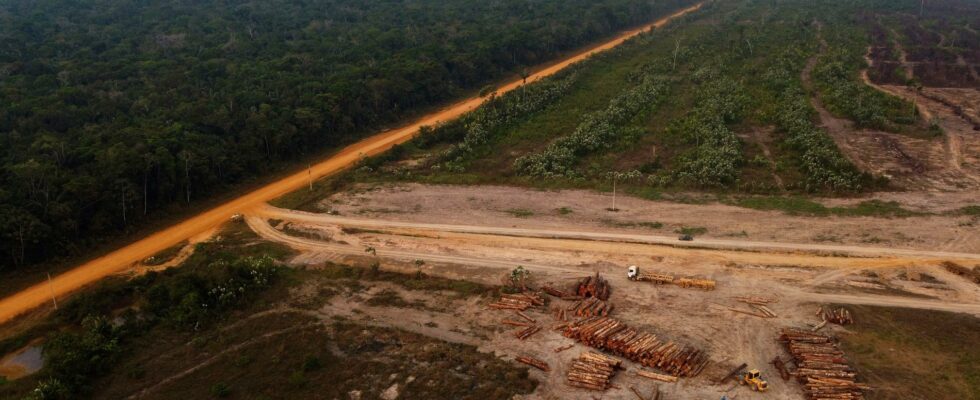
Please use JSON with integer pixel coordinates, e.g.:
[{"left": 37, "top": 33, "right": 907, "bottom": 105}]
[
  {"left": 245, "top": 217, "right": 980, "bottom": 316},
  {"left": 256, "top": 205, "right": 980, "bottom": 262},
  {"left": 0, "top": 4, "right": 704, "bottom": 326}
]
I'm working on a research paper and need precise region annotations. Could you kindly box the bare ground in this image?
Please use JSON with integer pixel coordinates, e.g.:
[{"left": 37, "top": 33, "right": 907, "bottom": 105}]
[
  {"left": 239, "top": 213, "right": 980, "bottom": 399},
  {"left": 309, "top": 183, "right": 979, "bottom": 254}
]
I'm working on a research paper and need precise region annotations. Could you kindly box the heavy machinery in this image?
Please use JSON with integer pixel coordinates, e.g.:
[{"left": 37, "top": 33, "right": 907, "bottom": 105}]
[
  {"left": 627, "top": 266, "right": 674, "bottom": 284},
  {"left": 740, "top": 369, "right": 769, "bottom": 392}
]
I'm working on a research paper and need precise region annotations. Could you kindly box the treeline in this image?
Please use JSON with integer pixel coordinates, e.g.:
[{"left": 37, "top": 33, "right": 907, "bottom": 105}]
[{"left": 0, "top": 0, "right": 695, "bottom": 270}]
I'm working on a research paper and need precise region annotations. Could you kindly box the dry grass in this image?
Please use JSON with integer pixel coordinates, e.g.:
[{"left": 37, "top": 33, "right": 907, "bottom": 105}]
[{"left": 838, "top": 305, "right": 979, "bottom": 400}]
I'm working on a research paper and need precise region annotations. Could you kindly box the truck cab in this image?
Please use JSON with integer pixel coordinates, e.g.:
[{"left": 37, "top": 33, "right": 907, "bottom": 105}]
[{"left": 627, "top": 266, "right": 639, "bottom": 280}]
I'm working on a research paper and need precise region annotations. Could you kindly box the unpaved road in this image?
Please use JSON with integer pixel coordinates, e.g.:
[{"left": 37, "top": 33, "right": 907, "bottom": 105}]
[
  {"left": 245, "top": 216, "right": 980, "bottom": 316},
  {"left": 0, "top": 4, "right": 703, "bottom": 326},
  {"left": 256, "top": 205, "right": 980, "bottom": 262}
]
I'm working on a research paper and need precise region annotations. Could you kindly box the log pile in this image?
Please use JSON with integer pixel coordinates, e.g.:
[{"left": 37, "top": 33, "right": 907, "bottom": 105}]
[
  {"left": 734, "top": 295, "right": 777, "bottom": 305},
  {"left": 516, "top": 355, "right": 550, "bottom": 371},
  {"left": 567, "top": 351, "right": 622, "bottom": 390},
  {"left": 676, "top": 278, "right": 716, "bottom": 291},
  {"left": 516, "top": 325, "right": 542, "bottom": 340},
  {"left": 542, "top": 285, "right": 572, "bottom": 298},
  {"left": 561, "top": 316, "right": 709, "bottom": 377},
  {"left": 577, "top": 273, "right": 611, "bottom": 300},
  {"left": 553, "top": 307, "right": 568, "bottom": 322},
  {"left": 779, "top": 329, "right": 869, "bottom": 400},
  {"left": 821, "top": 307, "right": 853, "bottom": 325},
  {"left": 636, "top": 369, "right": 678, "bottom": 383},
  {"left": 567, "top": 297, "right": 614, "bottom": 317},
  {"left": 489, "top": 292, "right": 544, "bottom": 310}
]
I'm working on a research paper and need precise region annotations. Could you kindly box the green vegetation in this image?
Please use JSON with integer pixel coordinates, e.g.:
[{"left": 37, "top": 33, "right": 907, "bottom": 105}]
[
  {"left": 674, "top": 226, "right": 707, "bottom": 236},
  {"left": 735, "top": 197, "right": 922, "bottom": 217},
  {"left": 0, "top": 0, "right": 697, "bottom": 271},
  {"left": 961, "top": 205, "right": 980, "bottom": 216},
  {"left": 331, "top": 0, "right": 932, "bottom": 198},
  {"left": 142, "top": 240, "right": 188, "bottom": 266},
  {"left": 506, "top": 208, "right": 535, "bottom": 218},
  {"left": 839, "top": 305, "right": 980, "bottom": 399},
  {"left": 0, "top": 222, "right": 288, "bottom": 399},
  {"left": 315, "top": 263, "right": 493, "bottom": 298}
]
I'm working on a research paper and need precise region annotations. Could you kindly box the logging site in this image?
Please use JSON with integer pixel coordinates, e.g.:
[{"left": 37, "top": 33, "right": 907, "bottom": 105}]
[{"left": 1, "top": 0, "right": 979, "bottom": 399}]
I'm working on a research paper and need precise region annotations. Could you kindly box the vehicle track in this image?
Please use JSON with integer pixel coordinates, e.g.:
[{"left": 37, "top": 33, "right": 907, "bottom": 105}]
[
  {"left": 0, "top": 3, "right": 704, "bottom": 326},
  {"left": 255, "top": 205, "right": 980, "bottom": 262},
  {"left": 246, "top": 216, "right": 980, "bottom": 316}
]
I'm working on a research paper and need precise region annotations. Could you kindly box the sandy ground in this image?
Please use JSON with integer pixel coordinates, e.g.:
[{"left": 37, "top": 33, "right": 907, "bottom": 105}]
[
  {"left": 0, "top": 4, "right": 705, "bottom": 326},
  {"left": 240, "top": 214, "right": 980, "bottom": 399},
  {"left": 302, "top": 183, "right": 980, "bottom": 254}
]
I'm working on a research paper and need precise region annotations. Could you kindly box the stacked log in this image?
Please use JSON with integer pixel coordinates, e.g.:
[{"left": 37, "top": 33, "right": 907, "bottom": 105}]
[
  {"left": 822, "top": 307, "right": 853, "bottom": 325},
  {"left": 516, "top": 355, "right": 550, "bottom": 371},
  {"left": 675, "top": 278, "right": 716, "bottom": 291},
  {"left": 638, "top": 272, "right": 675, "bottom": 284},
  {"left": 516, "top": 325, "right": 542, "bottom": 340},
  {"left": 780, "top": 329, "right": 869, "bottom": 400},
  {"left": 567, "top": 297, "right": 614, "bottom": 317},
  {"left": 577, "top": 273, "right": 611, "bottom": 300},
  {"left": 567, "top": 351, "right": 622, "bottom": 390},
  {"left": 542, "top": 285, "right": 572, "bottom": 298},
  {"left": 734, "top": 295, "right": 777, "bottom": 305},
  {"left": 489, "top": 292, "right": 544, "bottom": 310},
  {"left": 562, "top": 316, "right": 709, "bottom": 377}
]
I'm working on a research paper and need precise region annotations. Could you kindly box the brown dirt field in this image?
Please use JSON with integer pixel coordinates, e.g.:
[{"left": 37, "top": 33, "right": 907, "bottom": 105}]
[
  {"left": 241, "top": 220, "right": 980, "bottom": 399},
  {"left": 309, "top": 183, "right": 980, "bottom": 254}
]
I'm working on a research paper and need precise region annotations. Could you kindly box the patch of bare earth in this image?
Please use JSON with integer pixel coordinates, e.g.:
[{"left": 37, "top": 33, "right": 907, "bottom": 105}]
[{"left": 316, "top": 183, "right": 979, "bottom": 254}]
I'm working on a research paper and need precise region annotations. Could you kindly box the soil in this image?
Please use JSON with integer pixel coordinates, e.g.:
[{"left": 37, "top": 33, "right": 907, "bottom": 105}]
[
  {"left": 304, "top": 183, "right": 980, "bottom": 254},
  {"left": 239, "top": 213, "right": 980, "bottom": 399}
]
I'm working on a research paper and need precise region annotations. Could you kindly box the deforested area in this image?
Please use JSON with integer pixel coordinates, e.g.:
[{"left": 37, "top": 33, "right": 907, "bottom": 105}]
[{"left": 2, "top": 0, "right": 979, "bottom": 399}]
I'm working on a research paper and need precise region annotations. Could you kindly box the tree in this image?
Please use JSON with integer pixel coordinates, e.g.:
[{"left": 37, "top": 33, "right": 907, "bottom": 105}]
[
  {"left": 509, "top": 266, "right": 531, "bottom": 291},
  {"left": 605, "top": 170, "right": 641, "bottom": 211}
]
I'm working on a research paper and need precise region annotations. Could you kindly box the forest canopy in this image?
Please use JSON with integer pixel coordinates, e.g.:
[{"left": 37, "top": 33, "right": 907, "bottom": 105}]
[{"left": 0, "top": 0, "right": 693, "bottom": 270}]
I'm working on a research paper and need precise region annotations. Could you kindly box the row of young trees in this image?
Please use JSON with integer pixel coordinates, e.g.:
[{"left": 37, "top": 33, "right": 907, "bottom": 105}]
[
  {"left": 512, "top": 74, "right": 670, "bottom": 178},
  {"left": 669, "top": 75, "right": 748, "bottom": 187},
  {"left": 0, "top": 0, "right": 697, "bottom": 270}
]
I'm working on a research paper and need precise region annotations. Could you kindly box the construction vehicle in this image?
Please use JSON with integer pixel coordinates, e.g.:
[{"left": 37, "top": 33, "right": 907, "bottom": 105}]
[
  {"left": 627, "top": 266, "right": 674, "bottom": 284},
  {"left": 740, "top": 369, "right": 769, "bottom": 392}
]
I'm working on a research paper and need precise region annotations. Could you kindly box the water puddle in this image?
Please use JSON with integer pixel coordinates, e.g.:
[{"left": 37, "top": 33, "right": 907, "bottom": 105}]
[{"left": 0, "top": 341, "right": 44, "bottom": 380}]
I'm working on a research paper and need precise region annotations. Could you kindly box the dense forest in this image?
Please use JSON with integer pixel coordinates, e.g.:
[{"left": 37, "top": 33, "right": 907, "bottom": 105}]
[{"left": 0, "top": 0, "right": 695, "bottom": 270}]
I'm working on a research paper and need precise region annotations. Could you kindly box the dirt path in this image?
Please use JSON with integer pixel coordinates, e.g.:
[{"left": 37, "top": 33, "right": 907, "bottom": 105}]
[
  {"left": 245, "top": 217, "right": 980, "bottom": 316},
  {"left": 0, "top": 3, "right": 705, "bottom": 326},
  {"left": 255, "top": 205, "right": 980, "bottom": 262}
]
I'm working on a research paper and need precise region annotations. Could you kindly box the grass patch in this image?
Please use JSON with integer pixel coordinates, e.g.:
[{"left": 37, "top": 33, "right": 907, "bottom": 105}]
[
  {"left": 143, "top": 240, "right": 189, "bottom": 266},
  {"left": 365, "top": 289, "right": 414, "bottom": 308},
  {"left": 505, "top": 208, "right": 534, "bottom": 218},
  {"left": 556, "top": 207, "right": 574, "bottom": 215},
  {"left": 602, "top": 219, "right": 663, "bottom": 229},
  {"left": 675, "top": 226, "right": 707, "bottom": 236},
  {"left": 735, "top": 197, "right": 922, "bottom": 218},
  {"left": 92, "top": 313, "right": 537, "bottom": 399},
  {"left": 960, "top": 205, "right": 980, "bottom": 216},
  {"left": 838, "top": 305, "right": 980, "bottom": 399},
  {"left": 315, "top": 263, "right": 494, "bottom": 298}
]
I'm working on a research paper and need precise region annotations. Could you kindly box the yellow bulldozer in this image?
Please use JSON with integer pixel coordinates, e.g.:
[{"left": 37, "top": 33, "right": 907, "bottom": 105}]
[{"left": 740, "top": 369, "right": 769, "bottom": 392}]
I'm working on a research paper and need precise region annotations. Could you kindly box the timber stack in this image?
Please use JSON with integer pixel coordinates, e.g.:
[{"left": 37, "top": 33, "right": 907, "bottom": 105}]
[
  {"left": 779, "top": 329, "right": 869, "bottom": 400},
  {"left": 562, "top": 316, "right": 709, "bottom": 377},
  {"left": 577, "top": 273, "right": 611, "bottom": 300},
  {"left": 516, "top": 355, "right": 550, "bottom": 371},
  {"left": 567, "top": 351, "right": 622, "bottom": 390},
  {"left": 567, "top": 297, "right": 614, "bottom": 317},
  {"left": 489, "top": 292, "right": 545, "bottom": 311},
  {"left": 822, "top": 307, "right": 853, "bottom": 325},
  {"left": 542, "top": 285, "right": 573, "bottom": 298},
  {"left": 676, "top": 278, "right": 716, "bottom": 291}
]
